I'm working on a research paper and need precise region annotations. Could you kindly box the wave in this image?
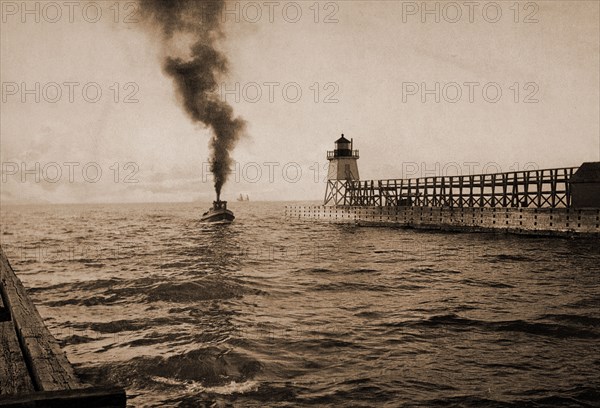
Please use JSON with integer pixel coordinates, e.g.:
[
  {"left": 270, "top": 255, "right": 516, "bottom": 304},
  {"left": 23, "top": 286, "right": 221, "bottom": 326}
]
[
  {"left": 298, "top": 267, "right": 334, "bottom": 274},
  {"left": 312, "top": 281, "right": 388, "bottom": 292},
  {"left": 459, "top": 278, "right": 515, "bottom": 289},
  {"left": 348, "top": 268, "right": 379, "bottom": 273},
  {"left": 37, "top": 276, "right": 246, "bottom": 306},
  {"left": 383, "top": 314, "right": 600, "bottom": 339},
  {"left": 420, "top": 386, "right": 600, "bottom": 408},
  {"left": 406, "top": 267, "right": 462, "bottom": 274},
  {"left": 59, "top": 334, "right": 98, "bottom": 346},
  {"left": 484, "top": 253, "right": 536, "bottom": 263},
  {"left": 77, "top": 347, "right": 262, "bottom": 391},
  {"left": 144, "top": 279, "right": 244, "bottom": 303}
]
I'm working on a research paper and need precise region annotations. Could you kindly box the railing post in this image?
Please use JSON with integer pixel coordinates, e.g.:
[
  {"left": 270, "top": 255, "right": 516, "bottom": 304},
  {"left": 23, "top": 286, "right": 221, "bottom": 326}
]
[
  {"left": 535, "top": 170, "right": 542, "bottom": 208},
  {"left": 479, "top": 175, "right": 485, "bottom": 207},
  {"left": 448, "top": 176, "right": 453, "bottom": 207},
  {"left": 502, "top": 173, "right": 508, "bottom": 207},
  {"left": 415, "top": 178, "right": 420, "bottom": 206},
  {"left": 433, "top": 177, "right": 438, "bottom": 206},
  {"left": 521, "top": 171, "right": 528, "bottom": 207},
  {"left": 469, "top": 176, "right": 474, "bottom": 207},
  {"left": 551, "top": 169, "right": 557, "bottom": 208},
  {"left": 459, "top": 176, "right": 464, "bottom": 207},
  {"left": 566, "top": 168, "right": 572, "bottom": 207},
  {"left": 491, "top": 174, "right": 496, "bottom": 207}
]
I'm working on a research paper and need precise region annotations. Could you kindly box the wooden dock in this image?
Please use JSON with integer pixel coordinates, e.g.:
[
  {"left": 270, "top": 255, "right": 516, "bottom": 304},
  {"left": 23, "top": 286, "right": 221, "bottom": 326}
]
[{"left": 0, "top": 246, "right": 126, "bottom": 407}]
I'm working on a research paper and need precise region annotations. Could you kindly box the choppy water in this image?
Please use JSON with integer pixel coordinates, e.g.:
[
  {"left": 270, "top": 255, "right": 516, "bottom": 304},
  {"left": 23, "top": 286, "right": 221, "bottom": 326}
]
[{"left": 1, "top": 202, "right": 599, "bottom": 407}]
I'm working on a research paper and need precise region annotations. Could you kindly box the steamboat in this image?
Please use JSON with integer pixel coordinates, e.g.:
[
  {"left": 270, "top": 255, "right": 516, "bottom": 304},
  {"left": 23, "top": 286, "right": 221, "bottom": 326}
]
[{"left": 201, "top": 200, "right": 235, "bottom": 223}]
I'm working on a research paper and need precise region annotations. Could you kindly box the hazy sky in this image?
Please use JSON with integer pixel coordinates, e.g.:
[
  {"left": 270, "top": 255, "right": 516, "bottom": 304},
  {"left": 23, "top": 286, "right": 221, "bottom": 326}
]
[{"left": 1, "top": 0, "right": 599, "bottom": 204}]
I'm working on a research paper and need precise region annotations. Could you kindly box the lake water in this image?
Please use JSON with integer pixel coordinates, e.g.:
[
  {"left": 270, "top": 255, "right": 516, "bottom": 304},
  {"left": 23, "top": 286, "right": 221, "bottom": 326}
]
[{"left": 1, "top": 202, "right": 599, "bottom": 407}]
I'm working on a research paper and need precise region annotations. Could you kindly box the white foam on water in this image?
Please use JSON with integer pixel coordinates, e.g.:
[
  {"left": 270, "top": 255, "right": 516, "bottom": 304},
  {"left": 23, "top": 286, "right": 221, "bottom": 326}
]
[
  {"left": 151, "top": 376, "right": 259, "bottom": 395},
  {"left": 151, "top": 376, "right": 185, "bottom": 386},
  {"left": 187, "top": 380, "right": 259, "bottom": 395}
]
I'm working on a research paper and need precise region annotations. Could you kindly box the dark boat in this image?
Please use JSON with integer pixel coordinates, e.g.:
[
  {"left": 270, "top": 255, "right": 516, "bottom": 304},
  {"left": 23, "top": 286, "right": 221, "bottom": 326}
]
[{"left": 201, "top": 200, "right": 235, "bottom": 223}]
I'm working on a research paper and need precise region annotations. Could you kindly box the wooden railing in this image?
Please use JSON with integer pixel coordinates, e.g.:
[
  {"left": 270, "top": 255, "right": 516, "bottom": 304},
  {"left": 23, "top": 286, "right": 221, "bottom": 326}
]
[
  {"left": 327, "top": 150, "right": 360, "bottom": 160},
  {"left": 346, "top": 167, "right": 578, "bottom": 208}
]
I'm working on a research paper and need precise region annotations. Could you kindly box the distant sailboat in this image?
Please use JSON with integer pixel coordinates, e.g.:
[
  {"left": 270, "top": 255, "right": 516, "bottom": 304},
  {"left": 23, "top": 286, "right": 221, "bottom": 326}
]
[
  {"left": 245, "top": 194, "right": 250, "bottom": 201},
  {"left": 237, "top": 194, "right": 250, "bottom": 202}
]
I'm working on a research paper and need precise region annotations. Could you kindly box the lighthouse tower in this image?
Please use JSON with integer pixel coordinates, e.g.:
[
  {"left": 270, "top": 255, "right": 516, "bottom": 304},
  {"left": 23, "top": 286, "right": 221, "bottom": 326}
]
[{"left": 324, "top": 134, "right": 360, "bottom": 205}]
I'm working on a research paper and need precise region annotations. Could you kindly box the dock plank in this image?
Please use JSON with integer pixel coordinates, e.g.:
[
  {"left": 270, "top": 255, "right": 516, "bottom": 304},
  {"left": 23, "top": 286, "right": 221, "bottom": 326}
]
[
  {"left": 0, "top": 248, "right": 82, "bottom": 391},
  {"left": 0, "top": 386, "right": 126, "bottom": 408},
  {"left": 19, "top": 330, "right": 79, "bottom": 391},
  {"left": 0, "top": 321, "right": 35, "bottom": 396}
]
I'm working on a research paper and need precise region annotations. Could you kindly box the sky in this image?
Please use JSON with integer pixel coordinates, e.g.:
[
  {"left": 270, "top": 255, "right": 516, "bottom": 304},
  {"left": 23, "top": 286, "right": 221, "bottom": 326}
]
[{"left": 1, "top": 0, "right": 599, "bottom": 204}]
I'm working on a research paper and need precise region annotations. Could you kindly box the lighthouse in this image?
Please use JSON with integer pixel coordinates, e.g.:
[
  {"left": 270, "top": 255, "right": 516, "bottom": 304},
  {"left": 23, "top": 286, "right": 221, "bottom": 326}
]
[{"left": 324, "top": 134, "right": 360, "bottom": 205}]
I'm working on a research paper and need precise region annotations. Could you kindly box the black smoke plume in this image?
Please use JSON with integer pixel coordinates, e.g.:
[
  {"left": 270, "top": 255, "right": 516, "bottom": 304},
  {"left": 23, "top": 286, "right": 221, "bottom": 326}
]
[{"left": 139, "top": 0, "right": 246, "bottom": 201}]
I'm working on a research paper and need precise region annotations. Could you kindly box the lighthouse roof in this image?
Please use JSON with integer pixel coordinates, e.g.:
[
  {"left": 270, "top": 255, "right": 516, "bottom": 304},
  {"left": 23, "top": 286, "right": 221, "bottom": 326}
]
[{"left": 335, "top": 135, "right": 351, "bottom": 144}]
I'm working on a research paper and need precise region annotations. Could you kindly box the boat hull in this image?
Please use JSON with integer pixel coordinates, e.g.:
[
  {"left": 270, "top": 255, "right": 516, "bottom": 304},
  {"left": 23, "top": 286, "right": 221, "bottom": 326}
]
[{"left": 200, "top": 209, "right": 235, "bottom": 223}]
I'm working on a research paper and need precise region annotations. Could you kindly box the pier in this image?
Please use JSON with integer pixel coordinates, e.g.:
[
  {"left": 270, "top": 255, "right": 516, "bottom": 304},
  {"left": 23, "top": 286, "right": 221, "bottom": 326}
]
[
  {"left": 0, "top": 247, "right": 125, "bottom": 407},
  {"left": 288, "top": 136, "right": 600, "bottom": 236}
]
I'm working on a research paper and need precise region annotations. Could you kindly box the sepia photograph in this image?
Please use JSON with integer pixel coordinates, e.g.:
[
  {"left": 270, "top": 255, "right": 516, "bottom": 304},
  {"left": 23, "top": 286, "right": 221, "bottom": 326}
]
[{"left": 0, "top": 0, "right": 599, "bottom": 406}]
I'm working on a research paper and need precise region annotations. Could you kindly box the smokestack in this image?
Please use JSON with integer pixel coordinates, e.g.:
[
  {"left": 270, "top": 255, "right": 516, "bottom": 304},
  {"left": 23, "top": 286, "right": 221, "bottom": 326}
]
[{"left": 139, "top": 0, "right": 246, "bottom": 200}]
